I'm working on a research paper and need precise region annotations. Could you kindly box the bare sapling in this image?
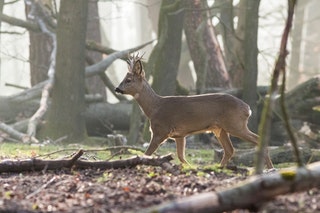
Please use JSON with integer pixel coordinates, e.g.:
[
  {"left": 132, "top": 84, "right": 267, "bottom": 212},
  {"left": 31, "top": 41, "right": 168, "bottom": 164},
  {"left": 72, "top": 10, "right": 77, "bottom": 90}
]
[{"left": 115, "top": 54, "right": 274, "bottom": 169}]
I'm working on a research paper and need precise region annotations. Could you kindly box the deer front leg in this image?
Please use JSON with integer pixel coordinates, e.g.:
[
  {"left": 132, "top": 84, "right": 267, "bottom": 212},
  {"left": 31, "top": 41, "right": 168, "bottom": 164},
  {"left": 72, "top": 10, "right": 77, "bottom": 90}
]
[
  {"left": 175, "top": 137, "right": 191, "bottom": 165},
  {"left": 144, "top": 134, "right": 166, "bottom": 156},
  {"left": 215, "top": 129, "right": 235, "bottom": 167}
]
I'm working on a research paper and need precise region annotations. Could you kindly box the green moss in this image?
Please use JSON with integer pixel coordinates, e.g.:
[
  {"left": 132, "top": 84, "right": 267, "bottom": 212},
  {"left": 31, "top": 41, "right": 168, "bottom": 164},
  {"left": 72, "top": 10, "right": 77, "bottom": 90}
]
[{"left": 280, "top": 170, "right": 296, "bottom": 181}]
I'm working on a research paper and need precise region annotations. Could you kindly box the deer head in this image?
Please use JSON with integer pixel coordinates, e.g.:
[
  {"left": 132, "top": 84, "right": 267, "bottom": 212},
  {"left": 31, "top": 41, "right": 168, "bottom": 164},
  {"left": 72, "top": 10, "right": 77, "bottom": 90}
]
[{"left": 115, "top": 54, "right": 146, "bottom": 96}]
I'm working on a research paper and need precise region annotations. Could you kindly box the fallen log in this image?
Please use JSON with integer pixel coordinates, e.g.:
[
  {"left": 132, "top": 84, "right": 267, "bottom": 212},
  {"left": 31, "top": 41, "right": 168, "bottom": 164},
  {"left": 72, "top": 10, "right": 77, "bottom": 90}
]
[
  {"left": 0, "top": 151, "right": 175, "bottom": 174},
  {"left": 230, "top": 146, "right": 320, "bottom": 166},
  {"left": 143, "top": 161, "right": 320, "bottom": 213}
]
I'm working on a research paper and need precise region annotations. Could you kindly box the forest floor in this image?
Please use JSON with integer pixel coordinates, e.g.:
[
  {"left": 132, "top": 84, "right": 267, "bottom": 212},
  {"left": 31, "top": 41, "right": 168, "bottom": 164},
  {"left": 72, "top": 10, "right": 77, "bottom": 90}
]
[{"left": 1, "top": 163, "right": 320, "bottom": 213}]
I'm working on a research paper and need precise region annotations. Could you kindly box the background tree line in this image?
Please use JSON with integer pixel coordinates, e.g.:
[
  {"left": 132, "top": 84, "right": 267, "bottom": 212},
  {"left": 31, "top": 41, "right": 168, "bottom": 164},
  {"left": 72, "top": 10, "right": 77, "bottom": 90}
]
[{"left": 0, "top": 0, "right": 319, "bottom": 149}]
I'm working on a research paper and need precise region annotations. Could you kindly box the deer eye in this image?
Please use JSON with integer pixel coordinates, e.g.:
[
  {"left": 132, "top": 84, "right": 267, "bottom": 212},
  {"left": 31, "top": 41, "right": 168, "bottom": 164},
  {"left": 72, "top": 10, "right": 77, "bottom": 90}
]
[{"left": 125, "top": 78, "right": 132, "bottom": 83}]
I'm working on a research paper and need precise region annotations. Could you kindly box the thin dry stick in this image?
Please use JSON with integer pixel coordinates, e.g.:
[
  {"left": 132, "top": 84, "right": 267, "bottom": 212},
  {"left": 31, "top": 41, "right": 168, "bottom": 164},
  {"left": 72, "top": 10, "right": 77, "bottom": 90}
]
[
  {"left": 280, "top": 71, "right": 303, "bottom": 167},
  {"left": 35, "top": 146, "right": 145, "bottom": 159},
  {"left": 26, "top": 176, "right": 57, "bottom": 199}
]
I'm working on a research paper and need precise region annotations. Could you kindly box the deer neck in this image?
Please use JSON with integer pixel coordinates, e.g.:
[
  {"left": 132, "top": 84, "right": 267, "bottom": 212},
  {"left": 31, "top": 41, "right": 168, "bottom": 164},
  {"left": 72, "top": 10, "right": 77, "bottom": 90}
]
[{"left": 134, "top": 79, "right": 161, "bottom": 118}]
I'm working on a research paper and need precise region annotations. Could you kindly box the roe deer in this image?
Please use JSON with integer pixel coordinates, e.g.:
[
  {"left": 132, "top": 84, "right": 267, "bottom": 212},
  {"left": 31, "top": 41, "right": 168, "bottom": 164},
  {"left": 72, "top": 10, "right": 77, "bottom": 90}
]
[{"left": 115, "top": 54, "right": 274, "bottom": 169}]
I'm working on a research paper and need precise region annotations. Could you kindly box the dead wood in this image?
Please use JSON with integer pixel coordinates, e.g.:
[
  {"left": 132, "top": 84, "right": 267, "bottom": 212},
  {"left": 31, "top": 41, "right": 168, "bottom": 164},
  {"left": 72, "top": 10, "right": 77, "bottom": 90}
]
[
  {"left": 0, "top": 149, "right": 84, "bottom": 173},
  {"left": 0, "top": 151, "right": 175, "bottom": 174},
  {"left": 26, "top": 2, "right": 56, "bottom": 138},
  {"left": 231, "top": 146, "right": 320, "bottom": 167},
  {"left": 143, "top": 161, "right": 320, "bottom": 213},
  {"left": 0, "top": 122, "right": 38, "bottom": 143}
]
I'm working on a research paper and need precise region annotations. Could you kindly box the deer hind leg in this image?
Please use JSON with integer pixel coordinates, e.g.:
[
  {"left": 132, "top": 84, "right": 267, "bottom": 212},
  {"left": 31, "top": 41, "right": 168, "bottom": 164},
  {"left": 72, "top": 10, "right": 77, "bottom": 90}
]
[
  {"left": 214, "top": 129, "right": 235, "bottom": 167},
  {"left": 175, "top": 137, "right": 191, "bottom": 165},
  {"left": 228, "top": 125, "right": 274, "bottom": 169}
]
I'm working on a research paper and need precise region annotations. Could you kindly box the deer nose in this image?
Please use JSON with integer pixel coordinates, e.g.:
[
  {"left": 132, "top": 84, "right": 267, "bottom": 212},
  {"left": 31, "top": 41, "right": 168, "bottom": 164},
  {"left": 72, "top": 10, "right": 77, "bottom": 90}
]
[{"left": 115, "top": 87, "right": 123, "bottom": 94}]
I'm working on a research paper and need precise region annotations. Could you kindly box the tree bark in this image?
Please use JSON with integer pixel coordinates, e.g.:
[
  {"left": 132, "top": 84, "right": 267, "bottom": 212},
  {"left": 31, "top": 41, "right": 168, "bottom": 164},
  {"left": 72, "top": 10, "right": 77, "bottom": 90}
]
[
  {"left": 204, "top": 3, "right": 231, "bottom": 89},
  {"left": 147, "top": 0, "right": 185, "bottom": 96},
  {"left": 288, "top": 1, "right": 307, "bottom": 89},
  {"left": 42, "top": 0, "right": 88, "bottom": 142},
  {"left": 242, "top": 0, "right": 260, "bottom": 132},
  {"left": 225, "top": 0, "right": 246, "bottom": 88},
  {"left": 25, "top": 1, "right": 53, "bottom": 86},
  {"left": 184, "top": 0, "right": 231, "bottom": 93},
  {"left": 85, "top": 0, "right": 106, "bottom": 99},
  {"left": 217, "top": 0, "right": 235, "bottom": 78},
  {"left": 184, "top": 0, "right": 207, "bottom": 93}
]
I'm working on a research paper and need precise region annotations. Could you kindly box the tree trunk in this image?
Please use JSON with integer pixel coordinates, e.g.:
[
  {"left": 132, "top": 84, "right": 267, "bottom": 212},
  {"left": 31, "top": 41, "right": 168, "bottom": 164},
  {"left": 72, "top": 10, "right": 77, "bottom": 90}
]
[
  {"left": 184, "top": 0, "right": 207, "bottom": 93},
  {"left": 0, "top": 0, "right": 4, "bottom": 87},
  {"left": 25, "top": 1, "right": 53, "bottom": 86},
  {"left": 84, "top": 102, "right": 131, "bottom": 136},
  {"left": 184, "top": 0, "right": 231, "bottom": 93},
  {"left": 301, "top": 0, "right": 320, "bottom": 80},
  {"left": 85, "top": 0, "right": 106, "bottom": 99},
  {"left": 227, "top": 0, "right": 246, "bottom": 87},
  {"left": 147, "top": 0, "right": 185, "bottom": 96},
  {"left": 217, "top": 0, "right": 235, "bottom": 80},
  {"left": 204, "top": 3, "right": 231, "bottom": 89},
  {"left": 242, "top": 0, "right": 260, "bottom": 132},
  {"left": 41, "top": 0, "right": 88, "bottom": 142}
]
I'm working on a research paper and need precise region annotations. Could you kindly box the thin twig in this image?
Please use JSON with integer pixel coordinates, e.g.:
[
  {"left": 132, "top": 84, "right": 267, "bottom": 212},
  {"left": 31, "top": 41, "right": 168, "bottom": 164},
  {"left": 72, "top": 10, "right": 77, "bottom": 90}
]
[
  {"left": 26, "top": 176, "right": 57, "bottom": 199},
  {"left": 280, "top": 71, "right": 303, "bottom": 167},
  {"left": 35, "top": 146, "right": 145, "bottom": 159}
]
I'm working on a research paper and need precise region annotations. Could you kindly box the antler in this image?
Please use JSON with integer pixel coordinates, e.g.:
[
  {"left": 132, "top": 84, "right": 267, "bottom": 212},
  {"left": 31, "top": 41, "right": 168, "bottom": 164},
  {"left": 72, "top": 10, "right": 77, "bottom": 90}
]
[{"left": 127, "top": 52, "right": 145, "bottom": 72}]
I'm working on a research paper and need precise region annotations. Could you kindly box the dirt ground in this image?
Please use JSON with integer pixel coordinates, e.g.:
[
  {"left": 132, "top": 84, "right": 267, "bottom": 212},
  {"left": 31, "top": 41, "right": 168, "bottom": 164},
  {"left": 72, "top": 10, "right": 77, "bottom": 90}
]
[{"left": 0, "top": 164, "right": 319, "bottom": 213}]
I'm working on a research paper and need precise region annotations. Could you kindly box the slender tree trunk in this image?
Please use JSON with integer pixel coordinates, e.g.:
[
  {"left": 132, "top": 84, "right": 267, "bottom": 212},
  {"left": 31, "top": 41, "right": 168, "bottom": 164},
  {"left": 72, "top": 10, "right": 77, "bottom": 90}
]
[
  {"left": 217, "top": 0, "right": 235, "bottom": 79},
  {"left": 0, "top": 0, "right": 3, "bottom": 87},
  {"left": 288, "top": 1, "right": 306, "bottom": 89},
  {"left": 148, "top": 0, "right": 185, "bottom": 96},
  {"left": 184, "top": 0, "right": 231, "bottom": 93},
  {"left": 25, "top": 1, "right": 53, "bottom": 86},
  {"left": 204, "top": 3, "right": 231, "bottom": 89},
  {"left": 42, "top": 0, "right": 88, "bottom": 142},
  {"left": 85, "top": 0, "right": 106, "bottom": 99},
  {"left": 228, "top": 0, "right": 247, "bottom": 88},
  {"left": 184, "top": 0, "right": 207, "bottom": 93},
  {"left": 242, "top": 0, "right": 260, "bottom": 132}
]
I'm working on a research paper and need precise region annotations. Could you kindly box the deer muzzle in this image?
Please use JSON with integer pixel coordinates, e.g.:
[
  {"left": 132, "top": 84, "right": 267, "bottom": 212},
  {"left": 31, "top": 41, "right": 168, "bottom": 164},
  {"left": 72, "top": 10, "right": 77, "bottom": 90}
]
[{"left": 115, "top": 87, "right": 124, "bottom": 94}]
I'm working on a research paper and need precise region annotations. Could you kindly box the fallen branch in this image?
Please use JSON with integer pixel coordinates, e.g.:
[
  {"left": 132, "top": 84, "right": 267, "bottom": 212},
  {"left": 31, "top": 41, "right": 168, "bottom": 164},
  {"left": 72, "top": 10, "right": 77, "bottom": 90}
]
[
  {"left": 0, "top": 122, "right": 38, "bottom": 143},
  {"left": 0, "top": 152, "right": 175, "bottom": 174},
  {"left": 25, "top": 176, "right": 57, "bottom": 199},
  {"left": 0, "top": 149, "right": 83, "bottom": 173},
  {"left": 34, "top": 145, "right": 146, "bottom": 159},
  {"left": 143, "top": 161, "right": 320, "bottom": 213}
]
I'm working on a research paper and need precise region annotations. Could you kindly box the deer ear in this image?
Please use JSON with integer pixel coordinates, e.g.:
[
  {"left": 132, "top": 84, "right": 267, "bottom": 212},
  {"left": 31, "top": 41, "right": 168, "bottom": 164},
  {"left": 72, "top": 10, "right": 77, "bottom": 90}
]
[{"left": 133, "top": 60, "right": 145, "bottom": 78}]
